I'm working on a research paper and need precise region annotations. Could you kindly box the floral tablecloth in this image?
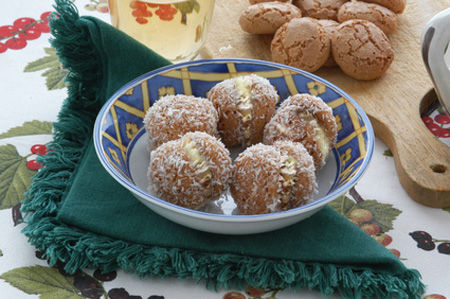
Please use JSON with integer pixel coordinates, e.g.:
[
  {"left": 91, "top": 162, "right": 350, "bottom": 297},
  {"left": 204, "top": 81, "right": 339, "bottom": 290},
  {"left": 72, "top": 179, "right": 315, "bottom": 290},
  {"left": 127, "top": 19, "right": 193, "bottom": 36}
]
[{"left": 0, "top": 1, "right": 449, "bottom": 298}]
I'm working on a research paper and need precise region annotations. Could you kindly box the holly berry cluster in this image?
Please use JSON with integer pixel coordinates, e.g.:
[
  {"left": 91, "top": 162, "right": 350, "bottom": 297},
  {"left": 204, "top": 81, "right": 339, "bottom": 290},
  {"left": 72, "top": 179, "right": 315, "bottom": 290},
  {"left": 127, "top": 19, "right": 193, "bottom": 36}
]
[
  {"left": 423, "top": 113, "right": 450, "bottom": 138},
  {"left": 130, "top": 1, "right": 178, "bottom": 24},
  {"left": 348, "top": 208, "right": 401, "bottom": 258},
  {"left": 0, "top": 12, "right": 52, "bottom": 53},
  {"left": 26, "top": 144, "right": 49, "bottom": 170},
  {"left": 409, "top": 231, "right": 450, "bottom": 254},
  {"left": 85, "top": 0, "right": 109, "bottom": 13}
]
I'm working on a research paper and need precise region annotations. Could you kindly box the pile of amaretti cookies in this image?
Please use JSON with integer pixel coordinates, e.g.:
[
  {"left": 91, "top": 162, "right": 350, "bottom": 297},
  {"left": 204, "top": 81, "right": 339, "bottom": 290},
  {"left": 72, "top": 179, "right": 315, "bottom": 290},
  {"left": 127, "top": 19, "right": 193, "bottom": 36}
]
[{"left": 239, "top": 0, "right": 406, "bottom": 80}]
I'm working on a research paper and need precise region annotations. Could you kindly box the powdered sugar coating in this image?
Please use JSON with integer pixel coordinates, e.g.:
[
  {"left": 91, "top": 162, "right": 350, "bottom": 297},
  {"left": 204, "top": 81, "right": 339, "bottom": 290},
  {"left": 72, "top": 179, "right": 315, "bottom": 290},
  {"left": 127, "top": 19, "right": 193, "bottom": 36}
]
[
  {"left": 208, "top": 74, "right": 278, "bottom": 148},
  {"left": 264, "top": 93, "right": 337, "bottom": 170},
  {"left": 148, "top": 132, "right": 232, "bottom": 210},
  {"left": 231, "top": 142, "right": 317, "bottom": 215},
  {"left": 143, "top": 94, "right": 219, "bottom": 149}
]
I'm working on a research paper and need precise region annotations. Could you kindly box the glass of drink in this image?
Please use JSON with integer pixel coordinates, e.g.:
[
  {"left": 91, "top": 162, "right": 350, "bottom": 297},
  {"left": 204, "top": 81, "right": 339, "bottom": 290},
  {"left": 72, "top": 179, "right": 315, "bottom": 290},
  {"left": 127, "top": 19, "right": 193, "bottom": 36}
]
[{"left": 108, "top": 0, "right": 215, "bottom": 62}]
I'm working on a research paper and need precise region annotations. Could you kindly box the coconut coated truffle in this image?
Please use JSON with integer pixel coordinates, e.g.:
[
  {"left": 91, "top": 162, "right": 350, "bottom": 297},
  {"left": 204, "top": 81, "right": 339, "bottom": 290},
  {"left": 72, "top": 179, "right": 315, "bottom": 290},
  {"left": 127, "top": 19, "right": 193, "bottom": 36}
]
[
  {"left": 148, "top": 132, "right": 232, "bottom": 210},
  {"left": 207, "top": 74, "right": 278, "bottom": 148},
  {"left": 263, "top": 93, "right": 337, "bottom": 170},
  {"left": 143, "top": 94, "right": 218, "bottom": 149},
  {"left": 231, "top": 141, "right": 317, "bottom": 215}
]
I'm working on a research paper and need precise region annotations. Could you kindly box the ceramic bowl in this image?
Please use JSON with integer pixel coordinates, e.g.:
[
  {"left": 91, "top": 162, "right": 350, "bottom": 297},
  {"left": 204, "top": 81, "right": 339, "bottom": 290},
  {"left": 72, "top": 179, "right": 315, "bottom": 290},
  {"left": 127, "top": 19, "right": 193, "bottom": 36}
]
[{"left": 93, "top": 58, "right": 374, "bottom": 234}]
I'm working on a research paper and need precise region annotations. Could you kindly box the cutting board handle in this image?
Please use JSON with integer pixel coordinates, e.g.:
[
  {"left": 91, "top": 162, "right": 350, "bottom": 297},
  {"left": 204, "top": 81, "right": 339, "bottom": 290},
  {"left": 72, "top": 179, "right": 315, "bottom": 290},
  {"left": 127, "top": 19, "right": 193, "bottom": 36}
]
[{"left": 370, "top": 94, "right": 450, "bottom": 208}]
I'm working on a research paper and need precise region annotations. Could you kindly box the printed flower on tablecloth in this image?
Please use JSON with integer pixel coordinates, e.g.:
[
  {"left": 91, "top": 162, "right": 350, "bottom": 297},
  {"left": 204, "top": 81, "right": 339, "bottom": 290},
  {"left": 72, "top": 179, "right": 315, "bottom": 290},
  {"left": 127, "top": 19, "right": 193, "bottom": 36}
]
[
  {"left": 0, "top": 12, "right": 52, "bottom": 53},
  {"left": 158, "top": 86, "right": 175, "bottom": 98},
  {"left": 329, "top": 187, "right": 403, "bottom": 258},
  {"left": 307, "top": 81, "right": 326, "bottom": 96},
  {"left": 84, "top": 0, "right": 109, "bottom": 13}
]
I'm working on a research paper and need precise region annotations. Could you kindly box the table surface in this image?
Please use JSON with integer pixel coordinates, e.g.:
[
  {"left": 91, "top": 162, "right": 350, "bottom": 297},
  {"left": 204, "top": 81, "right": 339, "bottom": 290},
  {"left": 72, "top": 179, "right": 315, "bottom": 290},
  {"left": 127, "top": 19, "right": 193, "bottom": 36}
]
[{"left": 0, "top": 1, "right": 449, "bottom": 299}]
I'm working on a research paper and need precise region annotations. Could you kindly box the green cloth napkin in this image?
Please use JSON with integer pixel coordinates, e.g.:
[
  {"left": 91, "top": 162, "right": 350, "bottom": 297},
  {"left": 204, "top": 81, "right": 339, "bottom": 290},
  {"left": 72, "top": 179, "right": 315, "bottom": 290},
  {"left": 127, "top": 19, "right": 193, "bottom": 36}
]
[{"left": 21, "top": 1, "right": 425, "bottom": 298}]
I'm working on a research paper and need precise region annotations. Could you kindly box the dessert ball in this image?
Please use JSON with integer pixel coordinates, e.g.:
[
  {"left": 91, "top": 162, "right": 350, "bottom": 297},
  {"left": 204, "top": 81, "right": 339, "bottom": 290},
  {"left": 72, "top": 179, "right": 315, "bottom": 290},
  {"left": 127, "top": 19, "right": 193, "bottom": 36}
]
[
  {"left": 361, "top": 0, "right": 405, "bottom": 14},
  {"left": 263, "top": 93, "right": 337, "bottom": 170},
  {"left": 331, "top": 19, "right": 394, "bottom": 80},
  {"left": 250, "top": 0, "right": 292, "bottom": 4},
  {"left": 317, "top": 19, "right": 339, "bottom": 67},
  {"left": 271, "top": 17, "right": 331, "bottom": 72},
  {"left": 239, "top": 2, "right": 302, "bottom": 34},
  {"left": 149, "top": 132, "right": 232, "bottom": 210},
  {"left": 231, "top": 142, "right": 317, "bottom": 215},
  {"left": 293, "top": 0, "right": 348, "bottom": 20},
  {"left": 143, "top": 94, "right": 218, "bottom": 149},
  {"left": 337, "top": 1, "right": 398, "bottom": 35},
  {"left": 207, "top": 74, "right": 278, "bottom": 147}
]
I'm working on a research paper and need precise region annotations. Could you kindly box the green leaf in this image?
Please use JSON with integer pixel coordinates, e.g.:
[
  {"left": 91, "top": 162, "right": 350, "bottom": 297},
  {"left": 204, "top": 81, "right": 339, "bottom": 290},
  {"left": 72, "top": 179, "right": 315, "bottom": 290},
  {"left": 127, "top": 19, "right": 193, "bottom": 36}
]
[
  {"left": 355, "top": 200, "right": 401, "bottom": 233},
  {"left": 193, "top": 0, "right": 200, "bottom": 13},
  {"left": 0, "top": 266, "right": 83, "bottom": 298},
  {"left": 24, "top": 56, "right": 60, "bottom": 72},
  {"left": 328, "top": 195, "right": 355, "bottom": 216},
  {"left": 0, "top": 145, "right": 37, "bottom": 209},
  {"left": 46, "top": 69, "right": 68, "bottom": 90},
  {"left": 0, "top": 249, "right": 3, "bottom": 257},
  {"left": 0, "top": 120, "right": 52, "bottom": 139},
  {"left": 383, "top": 149, "right": 393, "bottom": 157},
  {"left": 44, "top": 47, "right": 56, "bottom": 55},
  {"left": 443, "top": 207, "right": 450, "bottom": 213}
]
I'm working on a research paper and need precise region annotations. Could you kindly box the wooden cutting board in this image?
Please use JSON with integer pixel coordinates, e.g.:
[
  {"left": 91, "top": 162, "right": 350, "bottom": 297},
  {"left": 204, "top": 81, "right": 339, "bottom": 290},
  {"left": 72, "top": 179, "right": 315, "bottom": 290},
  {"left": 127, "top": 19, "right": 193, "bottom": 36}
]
[{"left": 201, "top": 0, "right": 450, "bottom": 208}]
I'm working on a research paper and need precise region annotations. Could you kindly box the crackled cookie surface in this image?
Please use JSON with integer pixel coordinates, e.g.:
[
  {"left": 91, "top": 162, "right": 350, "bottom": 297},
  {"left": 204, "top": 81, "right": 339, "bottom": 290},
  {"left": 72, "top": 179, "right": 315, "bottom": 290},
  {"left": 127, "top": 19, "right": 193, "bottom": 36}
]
[
  {"left": 361, "top": 0, "right": 405, "bottom": 13},
  {"left": 143, "top": 94, "right": 218, "bottom": 149},
  {"left": 317, "top": 19, "right": 339, "bottom": 67},
  {"left": 239, "top": 2, "right": 302, "bottom": 34},
  {"left": 208, "top": 74, "right": 278, "bottom": 147},
  {"left": 338, "top": 1, "right": 398, "bottom": 35},
  {"left": 271, "top": 17, "right": 330, "bottom": 72},
  {"left": 149, "top": 132, "right": 232, "bottom": 210},
  {"left": 231, "top": 142, "right": 317, "bottom": 215},
  {"left": 332, "top": 19, "right": 394, "bottom": 80},
  {"left": 249, "top": 0, "right": 292, "bottom": 4},
  {"left": 293, "top": 0, "right": 348, "bottom": 20}
]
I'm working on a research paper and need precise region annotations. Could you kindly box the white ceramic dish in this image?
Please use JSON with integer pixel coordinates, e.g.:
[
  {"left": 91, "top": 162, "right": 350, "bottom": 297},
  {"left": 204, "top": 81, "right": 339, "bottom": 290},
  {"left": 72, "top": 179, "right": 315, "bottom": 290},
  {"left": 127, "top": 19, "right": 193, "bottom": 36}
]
[{"left": 93, "top": 58, "right": 374, "bottom": 234}]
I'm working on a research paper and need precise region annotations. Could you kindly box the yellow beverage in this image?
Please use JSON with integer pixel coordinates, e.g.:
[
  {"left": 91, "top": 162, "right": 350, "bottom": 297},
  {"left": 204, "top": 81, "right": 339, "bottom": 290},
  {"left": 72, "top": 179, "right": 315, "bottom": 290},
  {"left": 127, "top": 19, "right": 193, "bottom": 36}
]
[{"left": 108, "top": 0, "right": 215, "bottom": 62}]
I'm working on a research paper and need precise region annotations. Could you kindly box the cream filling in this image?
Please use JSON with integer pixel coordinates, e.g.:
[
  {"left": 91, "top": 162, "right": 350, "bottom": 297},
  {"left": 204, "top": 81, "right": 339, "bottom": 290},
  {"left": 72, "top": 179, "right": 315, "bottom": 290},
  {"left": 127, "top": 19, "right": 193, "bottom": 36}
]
[
  {"left": 182, "top": 137, "right": 212, "bottom": 186},
  {"left": 279, "top": 155, "right": 298, "bottom": 205},
  {"left": 234, "top": 77, "right": 253, "bottom": 146},
  {"left": 298, "top": 112, "right": 330, "bottom": 158}
]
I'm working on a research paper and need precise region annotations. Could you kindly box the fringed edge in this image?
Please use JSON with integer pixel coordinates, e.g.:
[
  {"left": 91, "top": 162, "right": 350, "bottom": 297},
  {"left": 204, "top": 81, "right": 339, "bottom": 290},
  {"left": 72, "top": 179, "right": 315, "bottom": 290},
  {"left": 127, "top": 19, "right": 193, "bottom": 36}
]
[{"left": 20, "top": 0, "right": 426, "bottom": 298}]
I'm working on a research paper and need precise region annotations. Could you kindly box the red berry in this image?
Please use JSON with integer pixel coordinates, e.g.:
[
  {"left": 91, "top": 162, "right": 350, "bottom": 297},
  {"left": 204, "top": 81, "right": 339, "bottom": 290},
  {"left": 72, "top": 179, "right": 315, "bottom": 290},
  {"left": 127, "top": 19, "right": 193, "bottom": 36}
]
[
  {"left": 422, "top": 116, "right": 433, "bottom": 125},
  {"left": 424, "top": 294, "right": 447, "bottom": 299},
  {"left": 40, "top": 11, "right": 53, "bottom": 24},
  {"left": 349, "top": 208, "right": 373, "bottom": 223},
  {"left": 96, "top": 3, "right": 109, "bottom": 13},
  {"left": 0, "top": 25, "right": 18, "bottom": 38},
  {"left": 360, "top": 223, "right": 380, "bottom": 235},
  {"left": 135, "top": 17, "right": 148, "bottom": 24},
  {"left": 390, "top": 249, "right": 400, "bottom": 258},
  {"left": 130, "top": 1, "right": 146, "bottom": 9},
  {"left": 26, "top": 160, "right": 43, "bottom": 170},
  {"left": 5, "top": 38, "right": 27, "bottom": 50},
  {"left": 426, "top": 122, "right": 440, "bottom": 135},
  {"left": 19, "top": 28, "right": 41, "bottom": 40},
  {"left": 434, "top": 114, "right": 450, "bottom": 125},
  {"left": 132, "top": 9, "right": 146, "bottom": 17},
  {"left": 437, "top": 127, "right": 450, "bottom": 138},
  {"left": 34, "top": 23, "right": 50, "bottom": 33},
  {"left": 245, "top": 286, "right": 266, "bottom": 297},
  {"left": 373, "top": 233, "right": 393, "bottom": 246},
  {"left": 13, "top": 18, "right": 36, "bottom": 30},
  {"left": 223, "top": 292, "right": 246, "bottom": 299},
  {"left": 0, "top": 42, "right": 6, "bottom": 53},
  {"left": 31, "top": 144, "right": 48, "bottom": 155}
]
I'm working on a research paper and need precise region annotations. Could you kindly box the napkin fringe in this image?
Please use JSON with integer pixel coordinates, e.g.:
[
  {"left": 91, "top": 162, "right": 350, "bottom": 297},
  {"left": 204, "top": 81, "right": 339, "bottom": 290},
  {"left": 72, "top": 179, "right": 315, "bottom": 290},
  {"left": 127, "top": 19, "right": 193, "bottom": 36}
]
[{"left": 21, "top": 0, "right": 425, "bottom": 298}]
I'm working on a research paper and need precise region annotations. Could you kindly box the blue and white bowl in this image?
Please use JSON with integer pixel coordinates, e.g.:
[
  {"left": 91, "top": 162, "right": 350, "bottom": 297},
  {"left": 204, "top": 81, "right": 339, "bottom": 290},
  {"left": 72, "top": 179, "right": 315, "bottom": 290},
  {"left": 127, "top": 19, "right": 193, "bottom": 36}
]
[{"left": 93, "top": 58, "right": 374, "bottom": 234}]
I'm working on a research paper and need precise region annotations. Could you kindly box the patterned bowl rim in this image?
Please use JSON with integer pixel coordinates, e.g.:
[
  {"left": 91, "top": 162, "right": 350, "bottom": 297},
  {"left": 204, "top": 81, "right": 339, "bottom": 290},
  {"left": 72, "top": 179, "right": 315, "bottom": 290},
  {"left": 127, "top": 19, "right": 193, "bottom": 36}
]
[{"left": 93, "top": 58, "right": 375, "bottom": 222}]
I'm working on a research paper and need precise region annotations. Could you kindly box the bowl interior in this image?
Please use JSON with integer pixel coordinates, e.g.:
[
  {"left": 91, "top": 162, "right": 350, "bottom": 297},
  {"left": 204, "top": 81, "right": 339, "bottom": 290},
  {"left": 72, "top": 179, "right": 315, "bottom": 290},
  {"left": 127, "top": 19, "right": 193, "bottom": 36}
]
[{"left": 94, "top": 59, "right": 373, "bottom": 217}]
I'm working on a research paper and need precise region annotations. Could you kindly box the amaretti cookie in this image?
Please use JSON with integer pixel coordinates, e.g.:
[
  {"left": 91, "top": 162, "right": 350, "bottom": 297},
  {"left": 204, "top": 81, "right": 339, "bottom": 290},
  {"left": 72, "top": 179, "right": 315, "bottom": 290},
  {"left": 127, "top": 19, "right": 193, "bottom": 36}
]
[
  {"left": 293, "top": 0, "right": 348, "bottom": 20},
  {"left": 271, "top": 17, "right": 330, "bottom": 72},
  {"left": 264, "top": 93, "right": 337, "bottom": 169},
  {"left": 231, "top": 141, "right": 317, "bottom": 215},
  {"left": 239, "top": 2, "right": 302, "bottom": 34},
  {"left": 338, "top": 1, "right": 398, "bottom": 35},
  {"left": 361, "top": 0, "right": 405, "bottom": 14},
  {"left": 332, "top": 19, "right": 394, "bottom": 80},
  {"left": 149, "top": 132, "right": 232, "bottom": 210},
  {"left": 317, "top": 19, "right": 339, "bottom": 67},
  {"left": 207, "top": 74, "right": 278, "bottom": 147},
  {"left": 249, "top": 0, "right": 292, "bottom": 5},
  {"left": 143, "top": 94, "right": 218, "bottom": 149}
]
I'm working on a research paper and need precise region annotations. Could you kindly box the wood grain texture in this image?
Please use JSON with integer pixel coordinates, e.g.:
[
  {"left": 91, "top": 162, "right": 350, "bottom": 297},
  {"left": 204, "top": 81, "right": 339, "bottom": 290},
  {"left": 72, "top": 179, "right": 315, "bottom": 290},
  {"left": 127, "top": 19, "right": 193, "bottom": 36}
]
[{"left": 202, "top": 0, "right": 450, "bottom": 207}]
